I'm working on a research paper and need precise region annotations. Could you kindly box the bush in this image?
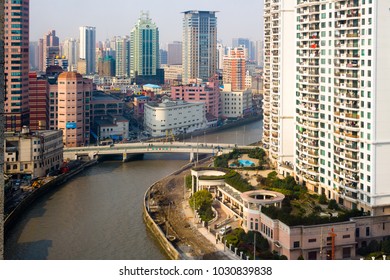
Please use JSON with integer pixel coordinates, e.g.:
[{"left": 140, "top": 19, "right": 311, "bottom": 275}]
[
  {"left": 189, "top": 190, "right": 214, "bottom": 222},
  {"left": 328, "top": 199, "right": 339, "bottom": 210},
  {"left": 225, "top": 172, "right": 253, "bottom": 192},
  {"left": 185, "top": 175, "right": 192, "bottom": 189},
  {"left": 319, "top": 194, "right": 327, "bottom": 205}
]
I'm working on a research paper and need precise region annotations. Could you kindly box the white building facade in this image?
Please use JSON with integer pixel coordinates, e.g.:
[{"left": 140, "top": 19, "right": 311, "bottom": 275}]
[
  {"left": 144, "top": 99, "right": 207, "bottom": 137},
  {"left": 79, "top": 26, "right": 96, "bottom": 74},
  {"left": 4, "top": 129, "right": 63, "bottom": 178},
  {"left": 295, "top": 0, "right": 390, "bottom": 215},
  {"left": 262, "top": 0, "right": 296, "bottom": 167},
  {"left": 221, "top": 84, "right": 253, "bottom": 119}
]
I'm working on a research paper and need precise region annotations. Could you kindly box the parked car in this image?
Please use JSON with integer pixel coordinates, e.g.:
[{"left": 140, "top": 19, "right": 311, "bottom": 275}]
[{"left": 219, "top": 225, "right": 232, "bottom": 236}]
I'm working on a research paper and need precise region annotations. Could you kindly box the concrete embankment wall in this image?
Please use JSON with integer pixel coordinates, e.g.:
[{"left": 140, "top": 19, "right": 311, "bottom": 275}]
[
  {"left": 142, "top": 165, "right": 193, "bottom": 260},
  {"left": 4, "top": 160, "right": 97, "bottom": 234},
  {"left": 143, "top": 200, "right": 181, "bottom": 260}
]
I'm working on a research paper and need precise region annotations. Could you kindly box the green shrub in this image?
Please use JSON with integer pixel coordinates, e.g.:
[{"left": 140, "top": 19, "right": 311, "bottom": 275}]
[
  {"left": 319, "top": 194, "right": 327, "bottom": 204},
  {"left": 328, "top": 199, "right": 339, "bottom": 210}
]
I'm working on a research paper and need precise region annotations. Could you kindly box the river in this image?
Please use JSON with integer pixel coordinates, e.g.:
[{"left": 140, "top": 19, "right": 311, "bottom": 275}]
[{"left": 5, "top": 120, "right": 263, "bottom": 260}]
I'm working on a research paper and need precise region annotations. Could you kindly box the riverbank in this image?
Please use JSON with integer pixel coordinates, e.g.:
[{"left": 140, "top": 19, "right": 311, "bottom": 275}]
[
  {"left": 143, "top": 157, "right": 238, "bottom": 260},
  {"left": 143, "top": 114, "right": 262, "bottom": 143},
  {"left": 4, "top": 160, "right": 98, "bottom": 234}
]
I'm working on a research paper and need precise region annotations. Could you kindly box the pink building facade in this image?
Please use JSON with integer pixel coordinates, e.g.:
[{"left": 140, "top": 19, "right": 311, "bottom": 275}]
[
  {"left": 57, "top": 72, "right": 91, "bottom": 147},
  {"left": 191, "top": 168, "right": 390, "bottom": 260},
  {"left": 171, "top": 78, "right": 221, "bottom": 120}
]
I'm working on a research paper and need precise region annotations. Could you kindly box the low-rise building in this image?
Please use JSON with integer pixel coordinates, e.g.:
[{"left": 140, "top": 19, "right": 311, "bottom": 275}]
[
  {"left": 221, "top": 84, "right": 253, "bottom": 119},
  {"left": 144, "top": 98, "right": 207, "bottom": 137},
  {"left": 171, "top": 77, "right": 221, "bottom": 120},
  {"left": 143, "top": 84, "right": 162, "bottom": 95},
  {"left": 4, "top": 127, "right": 63, "bottom": 179},
  {"left": 191, "top": 168, "right": 390, "bottom": 260},
  {"left": 161, "top": 64, "right": 183, "bottom": 85},
  {"left": 93, "top": 115, "right": 129, "bottom": 142},
  {"left": 91, "top": 91, "right": 124, "bottom": 122}
]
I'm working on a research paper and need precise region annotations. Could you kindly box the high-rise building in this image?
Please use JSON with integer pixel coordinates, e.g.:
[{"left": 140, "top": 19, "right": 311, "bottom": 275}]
[
  {"left": 62, "top": 38, "right": 78, "bottom": 71},
  {"left": 98, "top": 55, "right": 115, "bottom": 77},
  {"left": 262, "top": 0, "right": 295, "bottom": 170},
  {"left": 130, "top": 12, "right": 161, "bottom": 84},
  {"left": 159, "top": 49, "right": 167, "bottom": 65},
  {"left": 38, "top": 38, "right": 44, "bottom": 71},
  {"left": 4, "top": 0, "right": 30, "bottom": 132},
  {"left": 182, "top": 11, "right": 217, "bottom": 84},
  {"left": 294, "top": 0, "right": 390, "bottom": 214},
  {"left": 29, "top": 41, "right": 39, "bottom": 70},
  {"left": 42, "top": 30, "right": 60, "bottom": 72},
  {"left": 255, "top": 40, "right": 264, "bottom": 67},
  {"left": 57, "top": 72, "right": 91, "bottom": 147},
  {"left": 223, "top": 47, "right": 247, "bottom": 92},
  {"left": 115, "top": 37, "right": 130, "bottom": 77},
  {"left": 217, "top": 42, "right": 226, "bottom": 70},
  {"left": 79, "top": 26, "right": 96, "bottom": 74},
  {"left": 0, "top": 0, "right": 5, "bottom": 261},
  {"left": 29, "top": 72, "right": 48, "bottom": 130},
  {"left": 232, "top": 38, "right": 257, "bottom": 62},
  {"left": 167, "top": 41, "right": 182, "bottom": 65}
]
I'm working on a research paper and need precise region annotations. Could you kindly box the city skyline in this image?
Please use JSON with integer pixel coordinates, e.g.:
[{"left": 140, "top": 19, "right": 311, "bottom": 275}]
[{"left": 30, "top": 0, "right": 264, "bottom": 46}]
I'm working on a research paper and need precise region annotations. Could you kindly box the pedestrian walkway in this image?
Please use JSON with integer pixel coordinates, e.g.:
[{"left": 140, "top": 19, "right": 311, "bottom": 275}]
[{"left": 182, "top": 195, "right": 240, "bottom": 260}]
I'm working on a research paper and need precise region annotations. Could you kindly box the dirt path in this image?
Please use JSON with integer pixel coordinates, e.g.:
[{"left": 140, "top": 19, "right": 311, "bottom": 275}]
[{"left": 149, "top": 159, "right": 231, "bottom": 260}]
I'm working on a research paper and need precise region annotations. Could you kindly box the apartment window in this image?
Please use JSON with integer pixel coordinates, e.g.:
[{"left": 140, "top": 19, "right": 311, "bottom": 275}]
[
  {"left": 355, "top": 228, "right": 360, "bottom": 238},
  {"left": 366, "top": 227, "right": 370, "bottom": 236},
  {"left": 293, "top": 241, "right": 300, "bottom": 248},
  {"left": 308, "top": 238, "right": 317, "bottom": 243}
]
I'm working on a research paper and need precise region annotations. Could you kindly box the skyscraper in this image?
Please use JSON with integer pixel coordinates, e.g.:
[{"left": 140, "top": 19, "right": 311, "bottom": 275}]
[
  {"left": 217, "top": 42, "right": 226, "bottom": 70},
  {"left": 167, "top": 41, "right": 182, "bottom": 65},
  {"left": 0, "top": 0, "right": 5, "bottom": 261},
  {"left": 41, "top": 30, "right": 60, "bottom": 72},
  {"left": 130, "top": 12, "right": 161, "bottom": 84},
  {"left": 29, "top": 41, "right": 39, "bottom": 70},
  {"left": 159, "top": 49, "right": 167, "bottom": 65},
  {"left": 262, "top": 0, "right": 295, "bottom": 170},
  {"left": 29, "top": 72, "right": 48, "bottom": 130},
  {"left": 223, "top": 47, "right": 246, "bottom": 92},
  {"left": 4, "top": 0, "right": 30, "bottom": 132},
  {"left": 62, "top": 38, "right": 78, "bottom": 71},
  {"left": 79, "top": 26, "right": 96, "bottom": 74},
  {"left": 182, "top": 10, "right": 217, "bottom": 84},
  {"left": 294, "top": 0, "right": 390, "bottom": 214},
  {"left": 115, "top": 36, "right": 130, "bottom": 77}
]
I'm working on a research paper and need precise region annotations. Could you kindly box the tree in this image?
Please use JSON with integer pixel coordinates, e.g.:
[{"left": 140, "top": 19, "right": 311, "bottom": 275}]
[
  {"left": 189, "top": 190, "right": 212, "bottom": 210},
  {"left": 328, "top": 199, "right": 339, "bottom": 210},
  {"left": 189, "top": 190, "right": 214, "bottom": 222}
]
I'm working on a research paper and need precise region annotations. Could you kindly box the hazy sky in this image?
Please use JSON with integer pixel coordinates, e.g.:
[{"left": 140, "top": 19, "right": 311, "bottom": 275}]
[{"left": 30, "top": 0, "right": 264, "bottom": 47}]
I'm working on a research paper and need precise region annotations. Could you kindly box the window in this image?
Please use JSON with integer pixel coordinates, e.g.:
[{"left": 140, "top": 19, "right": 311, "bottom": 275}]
[
  {"left": 308, "top": 238, "right": 317, "bottom": 243},
  {"left": 366, "top": 227, "right": 370, "bottom": 236},
  {"left": 293, "top": 241, "right": 300, "bottom": 248}
]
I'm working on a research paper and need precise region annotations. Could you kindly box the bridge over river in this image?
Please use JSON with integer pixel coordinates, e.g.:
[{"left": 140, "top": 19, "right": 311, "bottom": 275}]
[{"left": 63, "top": 142, "right": 257, "bottom": 162}]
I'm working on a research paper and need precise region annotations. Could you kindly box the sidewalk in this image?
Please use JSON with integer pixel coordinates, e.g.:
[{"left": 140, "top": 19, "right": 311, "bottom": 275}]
[{"left": 182, "top": 196, "right": 240, "bottom": 260}]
